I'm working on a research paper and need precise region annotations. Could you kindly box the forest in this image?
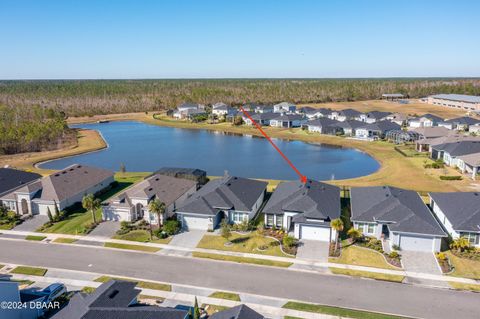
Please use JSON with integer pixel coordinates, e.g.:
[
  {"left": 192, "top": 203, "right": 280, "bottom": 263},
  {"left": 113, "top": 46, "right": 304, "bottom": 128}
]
[
  {"left": 1, "top": 78, "right": 479, "bottom": 117},
  {"left": 0, "top": 104, "right": 73, "bottom": 155}
]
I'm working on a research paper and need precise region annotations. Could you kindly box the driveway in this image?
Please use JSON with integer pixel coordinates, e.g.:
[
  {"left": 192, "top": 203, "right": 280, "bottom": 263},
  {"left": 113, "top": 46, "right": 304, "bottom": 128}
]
[
  {"left": 169, "top": 229, "right": 205, "bottom": 248},
  {"left": 295, "top": 240, "right": 329, "bottom": 262},
  {"left": 14, "top": 215, "right": 49, "bottom": 232},
  {"left": 87, "top": 221, "right": 121, "bottom": 238},
  {"left": 401, "top": 251, "right": 441, "bottom": 275}
]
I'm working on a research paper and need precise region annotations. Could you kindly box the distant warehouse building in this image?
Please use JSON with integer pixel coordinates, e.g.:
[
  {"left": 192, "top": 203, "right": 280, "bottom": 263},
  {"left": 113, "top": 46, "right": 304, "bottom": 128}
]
[{"left": 427, "top": 94, "right": 480, "bottom": 112}]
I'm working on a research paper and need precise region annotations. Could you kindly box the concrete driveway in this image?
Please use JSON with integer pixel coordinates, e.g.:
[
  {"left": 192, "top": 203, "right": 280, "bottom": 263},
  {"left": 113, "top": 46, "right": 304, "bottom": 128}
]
[
  {"left": 295, "top": 240, "right": 329, "bottom": 262},
  {"left": 169, "top": 229, "right": 206, "bottom": 248},
  {"left": 87, "top": 221, "right": 121, "bottom": 238},
  {"left": 401, "top": 251, "right": 441, "bottom": 274},
  {"left": 14, "top": 215, "right": 49, "bottom": 232}
]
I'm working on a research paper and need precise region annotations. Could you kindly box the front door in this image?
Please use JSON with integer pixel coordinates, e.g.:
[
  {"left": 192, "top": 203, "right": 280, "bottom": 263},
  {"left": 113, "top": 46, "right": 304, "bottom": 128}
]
[{"left": 382, "top": 224, "right": 390, "bottom": 239}]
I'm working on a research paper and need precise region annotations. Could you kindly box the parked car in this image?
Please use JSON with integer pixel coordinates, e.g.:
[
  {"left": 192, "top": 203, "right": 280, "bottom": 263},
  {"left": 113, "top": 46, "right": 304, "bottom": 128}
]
[{"left": 41, "top": 283, "right": 67, "bottom": 302}]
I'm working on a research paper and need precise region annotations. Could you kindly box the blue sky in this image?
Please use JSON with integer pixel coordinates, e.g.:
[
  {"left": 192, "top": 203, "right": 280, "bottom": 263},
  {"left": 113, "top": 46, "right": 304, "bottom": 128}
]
[{"left": 0, "top": 0, "right": 479, "bottom": 79}]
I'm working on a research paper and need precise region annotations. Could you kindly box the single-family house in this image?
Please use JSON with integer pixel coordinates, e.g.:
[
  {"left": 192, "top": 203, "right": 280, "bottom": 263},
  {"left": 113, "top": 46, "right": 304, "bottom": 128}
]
[
  {"left": 438, "top": 116, "right": 480, "bottom": 131},
  {"left": 407, "top": 114, "right": 443, "bottom": 128},
  {"left": 262, "top": 179, "right": 340, "bottom": 242},
  {"left": 173, "top": 103, "right": 206, "bottom": 119},
  {"left": 470, "top": 123, "right": 480, "bottom": 135},
  {"left": 386, "top": 113, "right": 410, "bottom": 126},
  {"left": 254, "top": 104, "right": 274, "bottom": 113},
  {"left": 102, "top": 174, "right": 197, "bottom": 224},
  {"left": 351, "top": 186, "right": 446, "bottom": 252},
  {"left": 212, "top": 102, "right": 235, "bottom": 117},
  {"left": 273, "top": 102, "right": 296, "bottom": 114},
  {"left": 270, "top": 114, "right": 306, "bottom": 128},
  {"left": 299, "top": 107, "right": 332, "bottom": 119},
  {"left": 52, "top": 280, "right": 189, "bottom": 319},
  {"left": 0, "top": 164, "right": 114, "bottom": 216},
  {"left": 355, "top": 121, "right": 401, "bottom": 140},
  {"left": 175, "top": 175, "right": 267, "bottom": 230},
  {"left": 210, "top": 305, "right": 264, "bottom": 319},
  {"left": 336, "top": 120, "right": 365, "bottom": 136},
  {"left": 0, "top": 168, "right": 41, "bottom": 199},
  {"left": 243, "top": 113, "right": 277, "bottom": 126},
  {"left": 419, "top": 132, "right": 477, "bottom": 153},
  {"left": 357, "top": 111, "right": 392, "bottom": 123},
  {"left": 431, "top": 140, "right": 480, "bottom": 164},
  {"left": 154, "top": 167, "right": 208, "bottom": 185},
  {"left": 304, "top": 118, "right": 342, "bottom": 135},
  {"left": 429, "top": 192, "right": 480, "bottom": 247},
  {"left": 329, "top": 109, "right": 363, "bottom": 122}
]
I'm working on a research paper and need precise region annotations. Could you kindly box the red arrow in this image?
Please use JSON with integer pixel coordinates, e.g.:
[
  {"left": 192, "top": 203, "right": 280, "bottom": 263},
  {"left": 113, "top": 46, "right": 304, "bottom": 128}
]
[{"left": 239, "top": 107, "right": 307, "bottom": 183}]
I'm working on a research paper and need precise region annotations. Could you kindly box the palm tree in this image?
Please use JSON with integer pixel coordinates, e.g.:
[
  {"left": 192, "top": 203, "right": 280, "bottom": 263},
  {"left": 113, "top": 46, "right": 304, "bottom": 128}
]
[
  {"left": 330, "top": 218, "right": 344, "bottom": 254},
  {"left": 148, "top": 199, "right": 166, "bottom": 227},
  {"left": 82, "top": 194, "right": 101, "bottom": 224}
]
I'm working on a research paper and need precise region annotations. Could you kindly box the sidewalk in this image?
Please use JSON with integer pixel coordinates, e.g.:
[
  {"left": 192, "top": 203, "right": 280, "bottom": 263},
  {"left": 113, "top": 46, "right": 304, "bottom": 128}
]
[
  {"left": 0, "top": 263, "right": 377, "bottom": 319},
  {"left": 1, "top": 229, "right": 479, "bottom": 288}
]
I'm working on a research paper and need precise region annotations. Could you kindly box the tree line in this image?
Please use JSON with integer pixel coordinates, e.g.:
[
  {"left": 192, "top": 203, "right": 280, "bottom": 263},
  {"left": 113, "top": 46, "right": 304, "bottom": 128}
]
[
  {"left": 0, "top": 78, "right": 479, "bottom": 117},
  {"left": 0, "top": 104, "right": 73, "bottom": 155}
]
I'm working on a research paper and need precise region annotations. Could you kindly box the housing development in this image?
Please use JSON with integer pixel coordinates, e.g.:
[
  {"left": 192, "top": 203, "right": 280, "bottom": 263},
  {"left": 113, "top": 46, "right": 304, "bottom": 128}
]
[{"left": 1, "top": 1, "right": 480, "bottom": 319}]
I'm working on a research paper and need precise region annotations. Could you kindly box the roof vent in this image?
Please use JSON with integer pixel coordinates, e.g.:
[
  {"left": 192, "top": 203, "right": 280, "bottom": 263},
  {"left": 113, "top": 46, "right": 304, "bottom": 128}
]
[
  {"left": 474, "top": 193, "right": 479, "bottom": 196},
  {"left": 108, "top": 290, "right": 119, "bottom": 299},
  {"left": 77, "top": 165, "right": 82, "bottom": 168},
  {"left": 155, "top": 178, "right": 159, "bottom": 181},
  {"left": 54, "top": 174, "right": 60, "bottom": 177},
  {"left": 69, "top": 168, "right": 74, "bottom": 171},
  {"left": 62, "top": 171, "right": 67, "bottom": 174},
  {"left": 148, "top": 188, "right": 153, "bottom": 191},
  {"left": 227, "top": 183, "right": 232, "bottom": 186}
]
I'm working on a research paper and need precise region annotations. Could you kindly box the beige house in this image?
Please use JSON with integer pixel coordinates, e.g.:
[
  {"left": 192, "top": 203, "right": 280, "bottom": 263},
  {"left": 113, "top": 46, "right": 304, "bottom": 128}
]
[
  {"left": 102, "top": 174, "right": 197, "bottom": 225},
  {"left": 0, "top": 164, "right": 114, "bottom": 216}
]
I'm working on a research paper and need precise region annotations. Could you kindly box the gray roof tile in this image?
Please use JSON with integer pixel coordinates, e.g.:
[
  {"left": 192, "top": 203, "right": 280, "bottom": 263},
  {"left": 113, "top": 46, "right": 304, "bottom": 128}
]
[{"left": 429, "top": 192, "right": 480, "bottom": 232}]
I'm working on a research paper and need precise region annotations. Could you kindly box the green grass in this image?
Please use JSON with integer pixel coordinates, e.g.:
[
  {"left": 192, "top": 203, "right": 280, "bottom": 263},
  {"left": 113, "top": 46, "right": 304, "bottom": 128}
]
[
  {"left": 138, "top": 295, "right": 165, "bottom": 302},
  {"left": 446, "top": 251, "right": 480, "bottom": 280},
  {"left": 0, "top": 264, "right": 4, "bottom": 269},
  {"left": 449, "top": 282, "right": 480, "bottom": 292},
  {"left": 283, "top": 301, "right": 411, "bottom": 319},
  {"left": 10, "top": 266, "right": 47, "bottom": 276},
  {"left": 0, "top": 222, "right": 17, "bottom": 230},
  {"left": 329, "top": 242, "right": 398, "bottom": 270},
  {"left": 94, "top": 276, "right": 171, "bottom": 291},
  {"left": 81, "top": 286, "right": 96, "bottom": 294},
  {"left": 202, "top": 304, "right": 230, "bottom": 316},
  {"left": 197, "top": 233, "right": 292, "bottom": 257},
  {"left": 192, "top": 252, "right": 293, "bottom": 268},
  {"left": 25, "top": 235, "right": 46, "bottom": 241},
  {"left": 9, "top": 279, "right": 35, "bottom": 288},
  {"left": 38, "top": 174, "right": 146, "bottom": 235},
  {"left": 53, "top": 237, "right": 78, "bottom": 244},
  {"left": 104, "top": 242, "right": 160, "bottom": 252},
  {"left": 209, "top": 291, "right": 241, "bottom": 301},
  {"left": 112, "top": 229, "right": 172, "bottom": 244},
  {"left": 329, "top": 268, "right": 405, "bottom": 283}
]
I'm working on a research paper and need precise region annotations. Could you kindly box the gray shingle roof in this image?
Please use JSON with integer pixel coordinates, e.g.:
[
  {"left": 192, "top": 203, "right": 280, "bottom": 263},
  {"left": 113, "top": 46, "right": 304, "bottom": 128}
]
[
  {"left": 358, "top": 120, "right": 401, "bottom": 132},
  {"left": 272, "top": 114, "right": 304, "bottom": 121},
  {"left": 339, "top": 108, "right": 363, "bottom": 117},
  {"left": 432, "top": 140, "right": 480, "bottom": 157},
  {"left": 306, "top": 118, "right": 340, "bottom": 128},
  {"left": 411, "top": 113, "right": 444, "bottom": 123},
  {"left": 351, "top": 186, "right": 446, "bottom": 236},
  {"left": 444, "top": 116, "right": 480, "bottom": 126},
  {"left": 210, "top": 305, "right": 264, "bottom": 319},
  {"left": 431, "top": 94, "right": 480, "bottom": 104},
  {"left": 176, "top": 176, "right": 267, "bottom": 215},
  {"left": 412, "top": 126, "right": 451, "bottom": 139},
  {"left": 263, "top": 180, "right": 340, "bottom": 221},
  {"left": 0, "top": 168, "right": 41, "bottom": 197},
  {"left": 366, "top": 111, "right": 392, "bottom": 120},
  {"left": 429, "top": 192, "right": 480, "bottom": 232},
  {"left": 336, "top": 120, "right": 365, "bottom": 130}
]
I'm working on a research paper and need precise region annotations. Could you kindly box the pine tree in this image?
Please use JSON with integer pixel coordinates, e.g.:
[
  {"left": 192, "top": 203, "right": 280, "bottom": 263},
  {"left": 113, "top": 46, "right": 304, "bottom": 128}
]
[{"left": 193, "top": 297, "right": 200, "bottom": 319}]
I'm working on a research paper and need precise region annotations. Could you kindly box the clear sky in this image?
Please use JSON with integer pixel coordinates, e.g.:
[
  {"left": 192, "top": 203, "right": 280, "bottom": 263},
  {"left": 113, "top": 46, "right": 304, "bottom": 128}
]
[{"left": 1, "top": 0, "right": 479, "bottom": 79}]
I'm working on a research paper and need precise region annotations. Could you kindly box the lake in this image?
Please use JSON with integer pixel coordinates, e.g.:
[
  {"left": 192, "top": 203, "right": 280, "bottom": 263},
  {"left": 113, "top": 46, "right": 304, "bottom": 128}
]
[{"left": 39, "top": 121, "right": 380, "bottom": 181}]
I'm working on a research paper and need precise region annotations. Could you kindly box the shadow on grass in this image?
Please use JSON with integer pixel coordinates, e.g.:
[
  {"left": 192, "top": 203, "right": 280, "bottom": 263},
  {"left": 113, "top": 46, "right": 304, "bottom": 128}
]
[{"left": 231, "top": 236, "right": 250, "bottom": 244}]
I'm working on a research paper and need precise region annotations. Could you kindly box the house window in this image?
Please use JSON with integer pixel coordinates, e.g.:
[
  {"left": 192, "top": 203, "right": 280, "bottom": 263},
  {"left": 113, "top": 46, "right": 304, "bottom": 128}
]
[
  {"left": 356, "top": 222, "right": 365, "bottom": 232},
  {"left": 266, "top": 214, "right": 274, "bottom": 227},
  {"left": 367, "top": 223, "right": 375, "bottom": 234},
  {"left": 460, "top": 232, "right": 479, "bottom": 245},
  {"left": 233, "top": 212, "right": 247, "bottom": 223},
  {"left": 276, "top": 215, "right": 283, "bottom": 228}
]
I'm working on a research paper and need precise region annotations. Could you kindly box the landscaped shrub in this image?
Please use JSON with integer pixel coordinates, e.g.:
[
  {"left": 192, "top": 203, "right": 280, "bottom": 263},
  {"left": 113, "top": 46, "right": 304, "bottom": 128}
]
[
  {"left": 256, "top": 221, "right": 265, "bottom": 235},
  {"left": 357, "top": 237, "right": 384, "bottom": 253},
  {"left": 163, "top": 219, "right": 181, "bottom": 236},
  {"left": 439, "top": 175, "right": 462, "bottom": 180},
  {"left": 389, "top": 251, "right": 399, "bottom": 259},
  {"left": 282, "top": 235, "right": 297, "bottom": 249},
  {"left": 392, "top": 244, "right": 401, "bottom": 251},
  {"left": 436, "top": 252, "right": 453, "bottom": 273}
]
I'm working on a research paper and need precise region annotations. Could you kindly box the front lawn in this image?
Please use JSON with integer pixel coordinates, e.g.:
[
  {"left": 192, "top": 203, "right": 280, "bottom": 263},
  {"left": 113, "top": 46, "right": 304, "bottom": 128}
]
[
  {"left": 10, "top": 266, "right": 47, "bottom": 276},
  {"left": 197, "top": 233, "right": 291, "bottom": 258},
  {"left": 209, "top": 291, "right": 241, "bottom": 301},
  {"left": 112, "top": 229, "right": 172, "bottom": 244},
  {"left": 94, "top": 276, "right": 171, "bottom": 291},
  {"left": 25, "top": 235, "right": 46, "bottom": 241},
  {"left": 329, "top": 268, "right": 405, "bottom": 283},
  {"left": 192, "top": 252, "right": 293, "bottom": 268},
  {"left": 38, "top": 173, "right": 145, "bottom": 235},
  {"left": 53, "top": 237, "right": 78, "bottom": 244},
  {"left": 104, "top": 242, "right": 160, "bottom": 252},
  {"left": 283, "top": 301, "right": 410, "bottom": 319},
  {"left": 446, "top": 251, "right": 480, "bottom": 280},
  {"left": 203, "top": 304, "right": 230, "bottom": 316},
  {"left": 329, "top": 243, "right": 398, "bottom": 270}
]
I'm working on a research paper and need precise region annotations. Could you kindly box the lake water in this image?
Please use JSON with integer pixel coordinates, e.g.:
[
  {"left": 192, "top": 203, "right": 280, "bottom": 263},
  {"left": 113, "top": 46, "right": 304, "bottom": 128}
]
[{"left": 39, "top": 121, "right": 380, "bottom": 181}]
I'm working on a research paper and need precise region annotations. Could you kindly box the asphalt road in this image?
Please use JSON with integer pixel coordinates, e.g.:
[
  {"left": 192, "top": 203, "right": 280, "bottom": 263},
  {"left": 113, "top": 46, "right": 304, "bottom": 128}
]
[{"left": 0, "top": 240, "right": 478, "bottom": 319}]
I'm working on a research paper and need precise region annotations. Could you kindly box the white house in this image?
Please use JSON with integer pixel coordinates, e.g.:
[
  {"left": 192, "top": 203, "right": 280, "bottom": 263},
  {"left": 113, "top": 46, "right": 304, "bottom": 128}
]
[
  {"left": 0, "top": 164, "right": 114, "bottom": 216},
  {"left": 270, "top": 114, "right": 306, "bottom": 128},
  {"left": 429, "top": 192, "right": 480, "bottom": 247},
  {"left": 102, "top": 174, "right": 197, "bottom": 225},
  {"left": 430, "top": 140, "right": 480, "bottom": 179},
  {"left": 254, "top": 104, "right": 274, "bottom": 113},
  {"left": 407, "top": 114, "right": 443, "bottom": 128},
  {"left": 329, "top": 109, "right": 363, "bottom": 122},
  {"left": 242, "top": 113, "right": 277, "bottom": 126},
  {"left": 357, "top": 111, "right": 391, "bottom": 123},
  {"left": 173, "top": 103, "right": 206, "bottom": 119},
  {"left": 438, "top": 117, "right": 480, "bottom": 131},
  {"left": 305, "top": 118, "right": 342, "bottom": 135},
  {"left": 355, "top": 121, "right": 401, "bottom": 140},
  {"left": 273, "top": 102, "right": 296, "bottom": 114},
  {"left": 212, "top": 102, "right": 235, "bottom": 117},
  {"left": 175, "top": 175, "right": 267, "bottom": 230},
  {"left": 262, "top": 180, "right": 340, "bottom": 242},
  {"left": 351, "top": 186, "right": 446, "bottom": 252}
]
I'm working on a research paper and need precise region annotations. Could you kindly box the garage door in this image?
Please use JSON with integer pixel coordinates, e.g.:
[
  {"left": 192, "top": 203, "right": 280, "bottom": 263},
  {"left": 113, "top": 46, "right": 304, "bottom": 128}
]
[
  {"left": 180, "top": 214, "right": 211, "bottom": 230},
  {"left": 399, "top": 234, "right": 434, "bottom": 252},
  {"left": 299, "top": 225, "right": 331, "bottom": 241}
]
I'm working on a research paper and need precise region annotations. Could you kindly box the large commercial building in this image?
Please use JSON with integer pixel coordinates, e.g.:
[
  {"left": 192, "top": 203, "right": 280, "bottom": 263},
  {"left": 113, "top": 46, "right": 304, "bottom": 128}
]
[{"left": 427, "top": 94, "right": 480, "bottom": 112}]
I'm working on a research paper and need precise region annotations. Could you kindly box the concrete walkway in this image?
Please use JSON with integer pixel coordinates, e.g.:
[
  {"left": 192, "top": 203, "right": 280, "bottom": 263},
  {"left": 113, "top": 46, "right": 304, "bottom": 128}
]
[
  {"left": 13, "top": 216, "right": 49, "bottom": 232},
  {"left": 168, "top": 229, "right": 206, "bottom": 248},
  {"left": 402, "top": 251, "right": 441, "bottom": 275},
  {"left": 86, "top": 221, "right": 121, "bottom": 238},
  {"left": 1, "top": 229, "right": 479, "bottom": 288},
  {"left": 295, "top": 240, "right": 329, "bottom": 262}
]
